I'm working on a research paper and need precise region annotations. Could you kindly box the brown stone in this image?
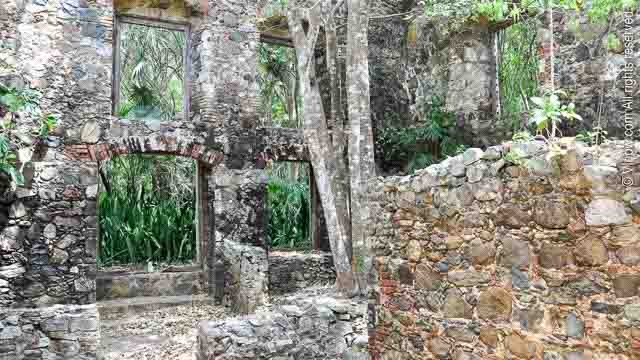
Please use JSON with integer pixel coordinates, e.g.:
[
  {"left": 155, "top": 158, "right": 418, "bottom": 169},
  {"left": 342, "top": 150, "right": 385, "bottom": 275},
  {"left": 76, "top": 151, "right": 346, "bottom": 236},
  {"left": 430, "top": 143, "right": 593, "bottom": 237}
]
[
  {"left": 539, "top": 243, "right": 572, "bottom": 269},
  {"left": 610, "top": 225, "right": 640, "bottom": 248},
  {"left": 429, "top": 338, "right": 451, "bottom": 358},
  {"left": 613, "top": 274, "right": 640, "bottom": 298},
  {"left": 479, "top": 326, "right": 499, "bottom": 347},
  {"left": 477, "top": 287, "right": 512, "bottom": 321},
  {"left": 448, "top": 270, "right": 490, "bottom": 287},
  {"left": 533, "top": 198, "right": 571, "bottom": 229},
  {"left": 442, "top": 290, "right": 473, "bottom": 319},
  {"left": 445, "top": 326, "right": 476, "bottom": 342},
  {"left": 574, "top": 237, "right": 609, "bottom": 266},
  {"left": 505, "top": 334, "right": 539, "bottom": 359},
  {"left": 415, "top": 264, "right": 441, "bottom": 290},
  {"left": 617, "top": 246, "right": 640, "bottom": 266},
  {"left": 469, "top": 240, "right": 496, "bottom": 265},
  {"left": 496, "top": 203, "right": 531, "bottom": 228}
]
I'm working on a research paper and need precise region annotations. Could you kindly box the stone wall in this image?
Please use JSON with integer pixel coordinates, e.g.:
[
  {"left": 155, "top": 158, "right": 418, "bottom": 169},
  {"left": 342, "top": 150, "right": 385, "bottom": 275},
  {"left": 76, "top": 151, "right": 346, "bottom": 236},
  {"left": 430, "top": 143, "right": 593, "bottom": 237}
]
[
  {"left": 0, "top": 304, "right": 98, "bottom": 360},
  {"left": 368, "top": 139, "right": 640, "bottom": 359},
  {"left": 538, "top": 10, "right": 640, "bottom": 138},
  {"left": 197, "top": 295, "right": 369, "bottom": 360},
  {"left": 268, "top": 251, "right": 335, "bottom": 295}
]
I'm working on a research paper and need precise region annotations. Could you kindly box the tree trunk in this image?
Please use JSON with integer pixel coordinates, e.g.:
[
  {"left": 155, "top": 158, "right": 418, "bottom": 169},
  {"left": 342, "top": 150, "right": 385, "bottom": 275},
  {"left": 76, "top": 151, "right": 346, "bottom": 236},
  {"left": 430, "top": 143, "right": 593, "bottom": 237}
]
[
  {"left": 346, "top": 0, "right": 375, "bottom": 296},
  {"left": 288, "top": 4, "right": 356, "bottom": 294}
]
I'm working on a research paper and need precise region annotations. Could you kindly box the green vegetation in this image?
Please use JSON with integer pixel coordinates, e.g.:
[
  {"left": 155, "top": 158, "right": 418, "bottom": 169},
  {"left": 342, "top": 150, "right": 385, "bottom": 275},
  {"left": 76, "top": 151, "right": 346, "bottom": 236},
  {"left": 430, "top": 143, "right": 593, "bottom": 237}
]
[
  {"left": 117, "top": 22, "right": 185, "bottom": 121},
  {"left": 424, "top": 0, "right": 638, "bottom": 27},
  {"left": 576, "top": 126, "right": 608, "bottom": 146},
  {"left": 529, "top": 89, "right": 582, "bottom": 138},
  {"left": 0, "top": 83, "right": 57, "bottom": 187},
  {"left": 377, "top": 97, "right": 466, "bottom": 173},
  {"left": 266, "top": 165, "right": 311, "bottom": 249},
  {"left": 98, "top": 155, "right": 196, "bottom": 265},
  {"left": 258, "top": 41, "right": 310, "bottom": 250},
  {"left": 257, "top": 42, "right": 299, "bottom": 127},
  {"left": 498, "top": 19, "right": 539, "bottom": 132}
]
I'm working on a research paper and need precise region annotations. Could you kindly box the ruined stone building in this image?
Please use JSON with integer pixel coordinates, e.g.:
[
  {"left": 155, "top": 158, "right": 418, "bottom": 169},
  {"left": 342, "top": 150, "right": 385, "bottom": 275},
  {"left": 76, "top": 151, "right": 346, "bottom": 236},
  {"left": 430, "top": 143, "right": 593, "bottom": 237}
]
[{"left": 0, "top": 0, "right": 638, "bottom": 358}]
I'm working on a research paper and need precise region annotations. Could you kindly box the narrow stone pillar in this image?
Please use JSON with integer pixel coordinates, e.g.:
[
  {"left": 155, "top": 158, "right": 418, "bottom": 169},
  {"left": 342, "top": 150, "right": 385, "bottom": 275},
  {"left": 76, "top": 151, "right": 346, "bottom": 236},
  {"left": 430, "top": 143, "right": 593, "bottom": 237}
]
[{"left": 445, "top": 25, "right": 500, "bottom": 146}]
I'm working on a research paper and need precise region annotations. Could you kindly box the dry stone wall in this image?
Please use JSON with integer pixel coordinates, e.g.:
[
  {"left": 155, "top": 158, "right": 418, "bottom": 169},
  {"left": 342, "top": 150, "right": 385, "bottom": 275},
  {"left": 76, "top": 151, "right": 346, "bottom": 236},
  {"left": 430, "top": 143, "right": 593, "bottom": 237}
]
[
  {"left": 369, "top": 139, "right": 640, "bottom": 359},
  {"left": 268, "top": 251, "right": 335, "bottom": 295},
  {"left": 197, "top": 295, "right": 369, "bottom": 360},
  {"left": 0, "top": 304, "right": 98, "bottom": 360},
  {"left": 0, "top": 0, "right": 298, "bottom": 357}
]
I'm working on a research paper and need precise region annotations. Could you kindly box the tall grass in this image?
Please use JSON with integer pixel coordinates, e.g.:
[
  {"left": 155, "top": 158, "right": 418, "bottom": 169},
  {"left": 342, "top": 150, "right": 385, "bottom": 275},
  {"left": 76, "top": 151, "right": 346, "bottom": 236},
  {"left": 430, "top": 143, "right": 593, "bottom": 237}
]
[
  {"left": 498, "top": 19, "right": 539, "bottom": 132},
  {"left": 266, "top": 163, "right": 310, "bottom": 249},
  {"left": 98, "top": 155, "right": 196, "bottom": 266}
]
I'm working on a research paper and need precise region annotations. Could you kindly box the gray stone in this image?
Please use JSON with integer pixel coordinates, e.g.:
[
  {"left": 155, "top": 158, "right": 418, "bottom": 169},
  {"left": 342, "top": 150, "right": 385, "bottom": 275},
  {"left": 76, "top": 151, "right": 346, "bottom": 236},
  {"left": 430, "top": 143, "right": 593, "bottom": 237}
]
[
  {"left": 9, "top": 202, "right": 27, "bottom": 218},
  {"left": 462, "top": 148, "right": 484, "bottom": 165},
  {"left": 466, "top": 162, "right": 487, "bottom": 183},
  {"left": 51, "top": 248, "right": 69, "bottom": 264},
  {"left": 0, "top": 263, "right": 26, "bottom": 279},
  {"left": 39, "top": 188, "right": 57, "bottom": 200},
  {"left": 499, "top": 235, "right": 530, "bottom": 268},
  {"left": 566, "top": 312, "right": 584, "bottom": 338},
  {"left": 0, "top": 226, "right": 24, "bottom": 251},
  {"left": 586, "top": 198, "right": 630, "bottom": 226},
  {"left": 490, "top": 159, "right": 506, "bottom": 175},
  {"left": 85, "top": 184, "right": 98, "bottom": 199},
  {"left": 44, "top": 224, "right": 57, "bottom": 239},
  {"left": 624, "top": 304, "right": 640, "bottom": 322},
  {"left": 583, "top": 165, "right": 618, "bottom": 192},
  {"left": 483, "top": 146, "right": 502, "bottom": 160},
  {"left": 57, "top": 234, "right": 77, "bottom": 249},
  {"left": 40, "top": 167, "right": 58, "bottom": 181},
  {"left": 449, "top": 155, "right": 466, "bottom": 177},
  {"left": 511, "top": 267, "right": 529, "bottom": 289}
]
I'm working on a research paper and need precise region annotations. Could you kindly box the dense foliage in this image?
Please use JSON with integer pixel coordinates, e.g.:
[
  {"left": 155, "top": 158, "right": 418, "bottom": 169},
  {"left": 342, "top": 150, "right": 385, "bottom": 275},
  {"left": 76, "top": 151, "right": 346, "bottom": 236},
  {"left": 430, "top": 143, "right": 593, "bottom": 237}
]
[
  {"left": 98, "top": 155, "right": 196, "bottom": 265},
  {"left": 257, "top": 42, "right": 299, "bottom": 127},
  {"left": 266, "top": 172, "right": 310, "bottom": 249},
  {"left": 377, "top": 97, "right": 466, "bottom": 173},
  {"left": 498, "top": 19, "right": 539, "bottom": 131},
  {"left": 117, "top": 22, "right": 185, "bottom": 121}
]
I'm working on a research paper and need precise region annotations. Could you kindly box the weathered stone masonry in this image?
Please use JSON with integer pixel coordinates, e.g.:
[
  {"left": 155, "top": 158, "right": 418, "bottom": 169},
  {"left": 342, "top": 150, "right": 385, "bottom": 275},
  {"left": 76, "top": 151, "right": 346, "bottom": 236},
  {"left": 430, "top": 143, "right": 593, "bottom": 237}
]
[
  {"left": 0, "top": 0, "right": 314, "bottom": 358},
  {"left": 368, "top": 140, "right": 640, "bottom": 359}
]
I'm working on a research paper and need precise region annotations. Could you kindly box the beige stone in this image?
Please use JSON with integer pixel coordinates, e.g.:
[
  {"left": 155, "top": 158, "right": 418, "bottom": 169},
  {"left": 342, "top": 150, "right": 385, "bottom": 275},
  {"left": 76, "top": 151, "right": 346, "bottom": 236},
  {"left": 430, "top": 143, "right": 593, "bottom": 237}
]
[
  {"left": 477, "top": 288, "right": 512, "bottom": 321},
  {"left": 575, "top": 236, "right": 609, "bottom": 266},
  {"left": 415, "top": 264, "right": 441, "bottom": 290},
  {"left": 479, "top": 326, "right": 499, "bottom": 347},
  {"left": 505, "top": 334, "right": 539, "bottom": 359}
]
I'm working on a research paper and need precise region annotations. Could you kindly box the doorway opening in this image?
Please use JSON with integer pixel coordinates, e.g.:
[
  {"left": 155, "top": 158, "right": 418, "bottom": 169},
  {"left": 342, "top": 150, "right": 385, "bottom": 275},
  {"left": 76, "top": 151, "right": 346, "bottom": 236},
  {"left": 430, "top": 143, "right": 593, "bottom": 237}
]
[{"left": 97, "top": 154, "right": 199, "bottom": 271}]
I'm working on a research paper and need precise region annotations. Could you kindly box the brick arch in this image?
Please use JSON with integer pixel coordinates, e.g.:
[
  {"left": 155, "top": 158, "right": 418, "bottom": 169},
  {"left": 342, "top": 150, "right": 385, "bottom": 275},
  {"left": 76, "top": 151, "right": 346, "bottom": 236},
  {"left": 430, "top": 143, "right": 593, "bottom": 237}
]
[{"left": 92, "top": 135, "right": 224, "bottom": 166}]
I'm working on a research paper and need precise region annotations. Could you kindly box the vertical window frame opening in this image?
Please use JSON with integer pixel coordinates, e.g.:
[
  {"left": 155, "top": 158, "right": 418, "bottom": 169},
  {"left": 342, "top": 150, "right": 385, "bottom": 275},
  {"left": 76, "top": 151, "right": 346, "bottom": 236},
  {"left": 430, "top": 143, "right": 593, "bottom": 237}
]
[{"left": 112, "top": 14, "right": 192, "bottom": 123}]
